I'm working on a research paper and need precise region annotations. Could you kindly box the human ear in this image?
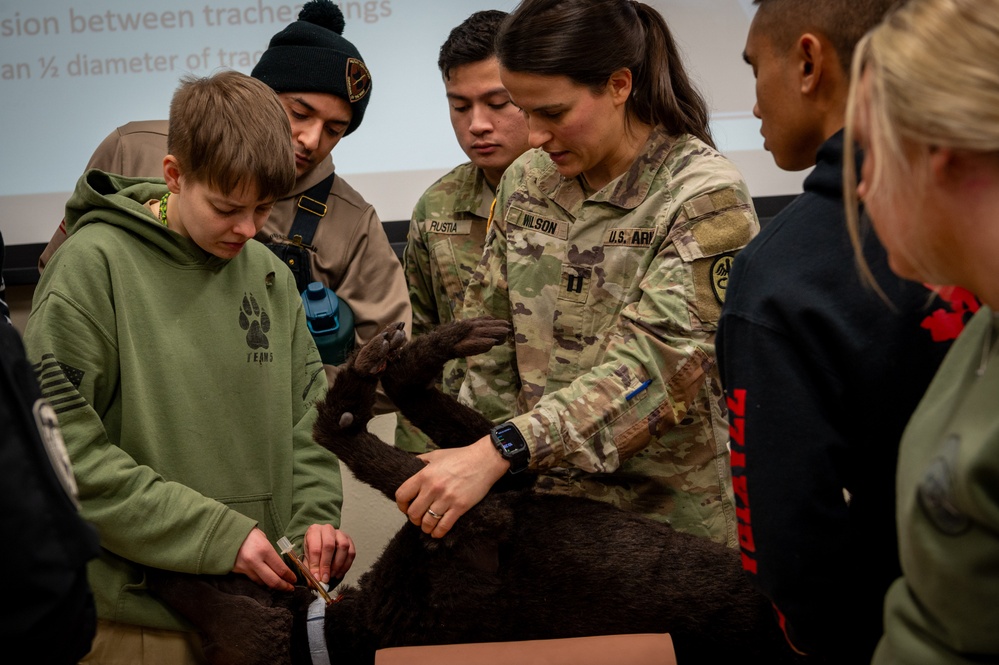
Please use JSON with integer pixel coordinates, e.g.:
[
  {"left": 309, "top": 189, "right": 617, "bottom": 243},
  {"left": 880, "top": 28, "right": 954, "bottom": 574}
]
[
  {"left": 928, "top": 145, "right": 966, "bottom": 188},
  {"left": 797, "top": 33, "right": 824, "bottom": 94},
  {"left": 162, "top": 155, "right": 183, "bottom": 194},
  {"left": 607, "top": 67, "right": 634, "bottom": 107}
]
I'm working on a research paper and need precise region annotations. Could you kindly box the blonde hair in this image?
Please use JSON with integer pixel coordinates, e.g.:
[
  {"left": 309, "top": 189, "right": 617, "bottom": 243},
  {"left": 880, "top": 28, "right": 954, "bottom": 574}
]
[
  {"left": 167, "top": 69, "right": 295, "bottom": 201},
  {"left": 844, "top": 0, "right": 999, "bottom": 289}
]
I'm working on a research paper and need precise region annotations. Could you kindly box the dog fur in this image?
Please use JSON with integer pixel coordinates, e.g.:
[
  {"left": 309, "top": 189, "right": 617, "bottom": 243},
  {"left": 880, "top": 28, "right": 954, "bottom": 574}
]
[{"left": 146, "top": 318, "right": 805, "bottom": 665}]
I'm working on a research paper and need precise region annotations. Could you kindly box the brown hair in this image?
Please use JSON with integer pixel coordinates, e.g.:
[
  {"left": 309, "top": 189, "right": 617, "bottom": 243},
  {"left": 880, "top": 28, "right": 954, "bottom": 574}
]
[
  {"left": 497, "top": 0, "right": 714, "bottom": 147},
  {"left": 167, "top": 70, "right": 295, "bottom": 201}
]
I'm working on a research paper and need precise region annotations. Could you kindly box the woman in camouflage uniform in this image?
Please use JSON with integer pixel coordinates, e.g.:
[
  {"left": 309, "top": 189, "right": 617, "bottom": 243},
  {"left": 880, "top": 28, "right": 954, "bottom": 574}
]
[{"left": 397, "top": 0, "right": 758, "bottom": 547}]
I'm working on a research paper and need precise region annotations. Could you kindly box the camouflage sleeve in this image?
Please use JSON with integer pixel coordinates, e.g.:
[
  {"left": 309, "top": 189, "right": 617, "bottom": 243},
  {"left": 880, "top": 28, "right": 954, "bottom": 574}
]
[
  {"left": 402, "top": 198, "right": 438, "bottom": 338},
  {"left": 510, "top": 298, "right": 713, "bottom": 474},
  {"left": 457, "top": 212, "right": 520, "bottom": 426},
  {"left": 511, "top": 184, "right": 756, "bottom": 474}
]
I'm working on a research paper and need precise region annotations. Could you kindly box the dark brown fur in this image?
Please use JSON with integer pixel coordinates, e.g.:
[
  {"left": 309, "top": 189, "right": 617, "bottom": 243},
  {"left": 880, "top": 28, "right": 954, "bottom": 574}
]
[{"left": 147, "top": 318, "right": 805, "bottom": 665}]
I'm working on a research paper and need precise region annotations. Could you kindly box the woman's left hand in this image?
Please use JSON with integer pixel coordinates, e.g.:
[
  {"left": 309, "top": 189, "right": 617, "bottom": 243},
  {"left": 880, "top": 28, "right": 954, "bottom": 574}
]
[{"left": 395, "top": 435, "right": 509, "bottom": 538}]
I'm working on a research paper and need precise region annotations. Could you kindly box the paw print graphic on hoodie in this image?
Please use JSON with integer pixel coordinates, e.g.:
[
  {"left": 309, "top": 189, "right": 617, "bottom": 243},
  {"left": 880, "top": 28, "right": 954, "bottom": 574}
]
[{"left": 239, "top": 293, "right": 270, "bottom": 350}]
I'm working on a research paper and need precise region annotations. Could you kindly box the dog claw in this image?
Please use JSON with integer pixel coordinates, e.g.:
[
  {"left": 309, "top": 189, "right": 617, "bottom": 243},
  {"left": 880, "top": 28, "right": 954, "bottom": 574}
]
[
  {"left": 354, "top": 322, "right": 407, "bottom": 376},
  {"left": 451, "top": 317, "right": 513, "bottom": 356}
]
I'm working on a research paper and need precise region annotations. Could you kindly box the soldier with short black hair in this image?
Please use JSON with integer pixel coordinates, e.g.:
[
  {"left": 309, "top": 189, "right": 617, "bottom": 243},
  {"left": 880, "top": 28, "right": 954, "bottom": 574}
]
[
  {"left": 395, "top": 10, "right": 530, "bottom": 453},
  {"left": 716, "top": 0, "right": 971, "bottom": 661}
]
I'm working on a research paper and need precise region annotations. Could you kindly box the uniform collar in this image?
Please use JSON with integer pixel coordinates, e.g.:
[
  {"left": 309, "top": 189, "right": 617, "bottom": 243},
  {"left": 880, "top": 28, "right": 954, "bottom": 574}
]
[
  {"left": 452, "top": 164, "right": 495, "bottom": 219},
  {"left": 290, "top": 157, "right": 336, "bottom": 199},
  {"left": 538, "top": 126, "right": 676, "bottom": 213}
]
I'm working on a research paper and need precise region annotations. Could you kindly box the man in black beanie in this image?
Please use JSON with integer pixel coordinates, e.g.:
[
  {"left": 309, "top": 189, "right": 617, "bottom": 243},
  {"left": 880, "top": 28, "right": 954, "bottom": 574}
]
[
  {"left": 38, "top": 0, "right": 411, "bottom": 413},
  {"left": 251, "top": 0, "right": 372, "bottom": 138}
]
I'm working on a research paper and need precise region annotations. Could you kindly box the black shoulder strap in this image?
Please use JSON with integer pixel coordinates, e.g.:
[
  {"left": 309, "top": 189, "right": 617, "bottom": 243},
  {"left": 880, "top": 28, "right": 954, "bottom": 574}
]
[{"left": 288, "top": 171, "right": 336, "bottom": 246}]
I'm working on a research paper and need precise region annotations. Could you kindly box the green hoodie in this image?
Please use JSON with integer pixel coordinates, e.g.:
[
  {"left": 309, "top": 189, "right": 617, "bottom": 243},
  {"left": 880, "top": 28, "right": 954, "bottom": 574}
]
[{"left": 23, "top": 170, "right": 342, "bottom": 631}]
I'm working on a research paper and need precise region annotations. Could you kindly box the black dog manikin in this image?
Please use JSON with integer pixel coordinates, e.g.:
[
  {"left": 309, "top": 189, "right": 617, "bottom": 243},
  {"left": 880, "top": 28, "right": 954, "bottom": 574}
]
[{"left": 147, "top": 318, "right": 804, "bottom": 665}]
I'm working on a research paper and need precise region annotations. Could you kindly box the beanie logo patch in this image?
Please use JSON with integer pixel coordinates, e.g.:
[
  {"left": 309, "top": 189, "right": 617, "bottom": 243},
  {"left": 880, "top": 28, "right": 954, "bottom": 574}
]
[{"left": 346, "top": 58, "right": 371, "bottom": 102}]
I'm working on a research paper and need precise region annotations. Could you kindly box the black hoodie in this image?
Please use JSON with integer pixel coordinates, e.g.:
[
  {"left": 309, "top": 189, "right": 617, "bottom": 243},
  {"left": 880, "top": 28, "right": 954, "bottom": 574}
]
[{"left": 716, "top": 130, "right": 975, "bottom": 663}]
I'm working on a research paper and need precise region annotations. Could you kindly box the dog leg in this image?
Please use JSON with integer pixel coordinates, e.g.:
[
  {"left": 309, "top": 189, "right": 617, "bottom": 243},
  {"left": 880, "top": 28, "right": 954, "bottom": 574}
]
[
  {"left": 381, "top": 317, "right": 509, "bottom": 447},
  {"left": 145, "top": 570, "right": 298, "bottom": 665},
  {"left": 314, "top": 322, "right": 426, "bottom": 500},
  {"left": 383, "top": 317, "right": 510, "bottom": 391},
  {"left": 318, "top": 322, "right": 406, "bottom": 435},
  {"left": 352, "top": 322, "right": 408, "bottom": 378}
]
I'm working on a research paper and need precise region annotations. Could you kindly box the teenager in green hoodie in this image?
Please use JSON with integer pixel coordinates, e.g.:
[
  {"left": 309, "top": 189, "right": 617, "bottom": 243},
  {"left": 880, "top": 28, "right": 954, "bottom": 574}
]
[{"left": 23, "top": 70, "right": 353, "bottom": 664}]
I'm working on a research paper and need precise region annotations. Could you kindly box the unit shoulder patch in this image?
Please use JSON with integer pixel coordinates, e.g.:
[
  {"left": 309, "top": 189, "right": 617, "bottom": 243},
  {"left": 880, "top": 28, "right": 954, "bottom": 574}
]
[
  {"left": 918, "top": 434, "right": 971, "bottom": 535},
  {"left": 33, "top": 399, "right": 81, "bottom": 507},
  {"left": 710, "top": 254, "right": 734, "bottom": 304}
]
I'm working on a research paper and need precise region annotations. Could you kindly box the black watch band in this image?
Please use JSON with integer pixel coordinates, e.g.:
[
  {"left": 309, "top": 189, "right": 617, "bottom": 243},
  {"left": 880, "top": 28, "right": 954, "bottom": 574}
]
[{"left": 489, "top": 422, "right": 530, "bottom": 474}]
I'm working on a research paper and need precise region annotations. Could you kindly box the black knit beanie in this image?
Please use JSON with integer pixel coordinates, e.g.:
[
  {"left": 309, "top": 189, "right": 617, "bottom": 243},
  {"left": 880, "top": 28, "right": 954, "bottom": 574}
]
[{"left": 251, "top": 0, "right": 372, "bottom": 136}]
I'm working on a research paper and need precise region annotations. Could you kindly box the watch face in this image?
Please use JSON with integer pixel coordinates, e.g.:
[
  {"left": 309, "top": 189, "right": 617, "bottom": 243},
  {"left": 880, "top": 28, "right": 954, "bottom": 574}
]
[{"left": 493, "top": 424, "right": 527, "bottom": 454}]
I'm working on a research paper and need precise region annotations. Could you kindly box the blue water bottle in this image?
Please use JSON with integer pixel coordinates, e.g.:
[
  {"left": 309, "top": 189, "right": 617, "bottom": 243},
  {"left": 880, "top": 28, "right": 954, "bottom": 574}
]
[{"left": 302, "top": 281, "right": 355, "bottom": 366}]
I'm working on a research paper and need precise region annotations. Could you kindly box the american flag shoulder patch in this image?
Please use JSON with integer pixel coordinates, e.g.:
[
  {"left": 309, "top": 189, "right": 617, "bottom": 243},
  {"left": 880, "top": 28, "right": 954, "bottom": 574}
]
[{"left": 32, "top": 354, "right": 88, "bottom": 415}]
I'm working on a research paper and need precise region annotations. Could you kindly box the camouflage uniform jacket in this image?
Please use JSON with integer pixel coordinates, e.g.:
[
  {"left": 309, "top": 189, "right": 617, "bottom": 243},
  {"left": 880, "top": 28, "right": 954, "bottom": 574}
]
[
  {"left": 396, "top": 163, "right": 492, "bottom": 452},
  {"left": 459, "top": 128, "right": 758, "bottom": 545}
]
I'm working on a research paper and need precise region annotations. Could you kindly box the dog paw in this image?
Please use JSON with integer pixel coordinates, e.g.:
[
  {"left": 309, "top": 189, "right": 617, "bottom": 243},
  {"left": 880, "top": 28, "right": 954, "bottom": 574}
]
[
  {"left": 339, "top": 412, "right": 354, "bottom": 428},
  {"left": 449, "top": 317, "right": 512, "bottom": 357},
  {"left": 353, "top": 322, "right": 407, "bottom": 376}
]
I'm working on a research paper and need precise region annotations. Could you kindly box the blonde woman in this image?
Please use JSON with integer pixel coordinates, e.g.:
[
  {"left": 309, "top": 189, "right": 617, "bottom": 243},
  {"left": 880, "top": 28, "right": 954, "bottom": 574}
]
[{"left": 845, "top": 0, "right": 999, "bottom": 662}]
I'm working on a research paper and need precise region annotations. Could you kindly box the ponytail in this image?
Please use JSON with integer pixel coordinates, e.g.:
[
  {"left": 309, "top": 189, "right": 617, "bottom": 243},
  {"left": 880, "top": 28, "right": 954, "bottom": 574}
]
[{"left": 630, "top": 3, "right": 714, "bottom": 147}]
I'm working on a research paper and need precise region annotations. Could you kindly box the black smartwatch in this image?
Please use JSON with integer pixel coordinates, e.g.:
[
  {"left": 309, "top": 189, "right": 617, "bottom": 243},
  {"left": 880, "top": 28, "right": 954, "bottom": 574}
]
[{"left": 489, "top": 422, "right": 530, "bottom": 474}]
